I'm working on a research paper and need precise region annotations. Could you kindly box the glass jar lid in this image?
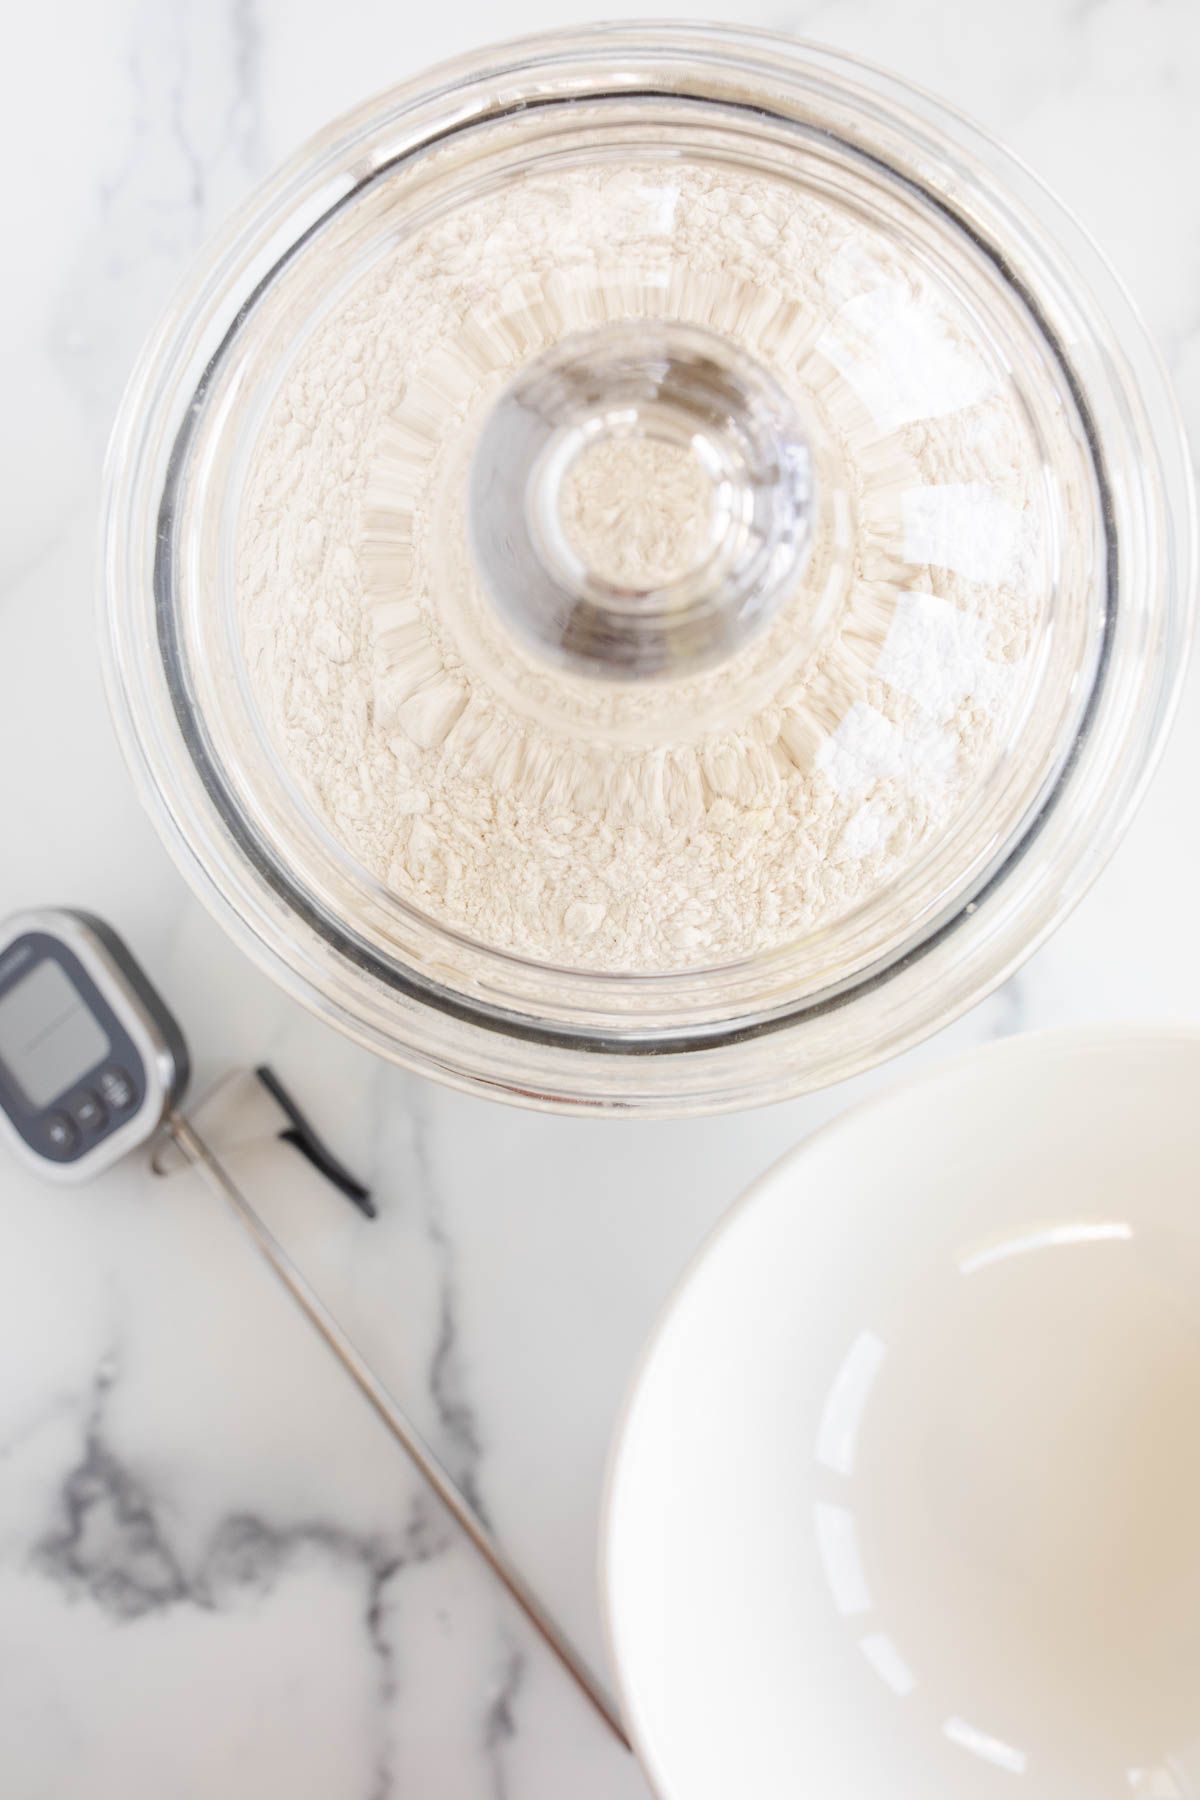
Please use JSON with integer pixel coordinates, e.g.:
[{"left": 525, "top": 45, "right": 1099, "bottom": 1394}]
[{"left": 101, "top": 27, "right": 1195, "bottom": 1113}]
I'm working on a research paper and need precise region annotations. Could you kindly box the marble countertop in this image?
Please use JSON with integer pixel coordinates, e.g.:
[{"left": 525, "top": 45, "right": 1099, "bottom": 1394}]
[{"left": 0, "top": 2, "right": 1196, "bottom": 1794}]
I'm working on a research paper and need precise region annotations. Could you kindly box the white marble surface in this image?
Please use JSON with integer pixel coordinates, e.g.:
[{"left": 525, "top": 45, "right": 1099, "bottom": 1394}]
[{"left": 0, "top": 2, "right": 1197, "bottom": 1794}]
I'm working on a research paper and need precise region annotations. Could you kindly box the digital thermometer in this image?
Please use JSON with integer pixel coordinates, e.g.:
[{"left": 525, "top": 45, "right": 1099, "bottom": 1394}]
[
  {"left": 0, "top": 905, "right": 626, "bottom": 1744},
  {"left": 0, "top": 909, "right": 189, "bottom": 1180}
]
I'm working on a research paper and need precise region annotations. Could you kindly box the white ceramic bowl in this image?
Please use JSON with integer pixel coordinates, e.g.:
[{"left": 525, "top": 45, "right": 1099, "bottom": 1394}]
[{"left": 603, "top": 1028, "right": 1200, "bottom": 1799}]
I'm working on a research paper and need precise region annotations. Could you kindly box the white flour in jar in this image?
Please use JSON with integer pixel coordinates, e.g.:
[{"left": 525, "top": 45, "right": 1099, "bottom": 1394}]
[{"left": 239, "top": 162, "right": 1043, "bottom": 973}]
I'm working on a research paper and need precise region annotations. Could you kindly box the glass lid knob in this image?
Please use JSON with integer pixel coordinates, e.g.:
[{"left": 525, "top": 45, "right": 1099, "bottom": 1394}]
[{"left": 469, "top": 321, "right": 814, "bottom": 680}]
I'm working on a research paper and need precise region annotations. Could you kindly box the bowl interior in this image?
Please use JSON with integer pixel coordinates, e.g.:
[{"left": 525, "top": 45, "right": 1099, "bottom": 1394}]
[{"left": 604, "top": 1028, "right": 1200, "bottom": 1798}]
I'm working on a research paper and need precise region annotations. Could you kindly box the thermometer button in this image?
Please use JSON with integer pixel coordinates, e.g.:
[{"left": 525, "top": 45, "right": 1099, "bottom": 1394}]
[
  {"left": 73, "top": 1091, "right": 107, "bottom": 1133},
  {"left": 99, "top": 1068, "right": 135, "bottom": 1112},
  {"left": 46, "top": 1113, "right": 78, "bottom": 1154}
]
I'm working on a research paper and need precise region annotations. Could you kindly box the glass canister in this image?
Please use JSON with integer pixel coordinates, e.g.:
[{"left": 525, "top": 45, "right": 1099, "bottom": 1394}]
[{"left": 100, "top": 26, "right": 1195, "bottom": 1114}]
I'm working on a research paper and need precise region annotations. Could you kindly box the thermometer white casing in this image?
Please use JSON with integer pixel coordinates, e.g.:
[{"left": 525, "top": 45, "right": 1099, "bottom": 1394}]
[{"left": 0, "top": 911, "right": 188, "bottom": 1183}]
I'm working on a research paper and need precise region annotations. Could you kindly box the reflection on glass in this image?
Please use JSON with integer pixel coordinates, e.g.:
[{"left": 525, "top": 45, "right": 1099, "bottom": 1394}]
[
  {"left": 943, "top": 1715, "right": 1026, "bottom": 1775},
  {"left": 859, "top": 1631, "right": 916, "bottom": 1697},
  {"left": 816, "top": 1330, "right": 888, "bottom": 1476},
  {"left": 1127, "top": 1766, "right": 1187, "bottom": 1799},
  {"left": 958, "top": 1221, "right": 1132, "bottom": 1276},
  {"left": 814, "top": 1502, "right": 872, "bottom": 1616}
]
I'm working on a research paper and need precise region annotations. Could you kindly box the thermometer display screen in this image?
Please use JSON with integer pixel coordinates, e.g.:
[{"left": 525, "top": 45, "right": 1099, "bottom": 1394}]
[{"left": 0, "top": 958, "right": 111, "bottom": 1108}]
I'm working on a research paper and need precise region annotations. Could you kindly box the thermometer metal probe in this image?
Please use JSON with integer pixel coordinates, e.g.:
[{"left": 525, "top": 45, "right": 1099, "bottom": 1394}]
[{"left": 166, "top": 1107, "right": 628, "bottom": 1747}]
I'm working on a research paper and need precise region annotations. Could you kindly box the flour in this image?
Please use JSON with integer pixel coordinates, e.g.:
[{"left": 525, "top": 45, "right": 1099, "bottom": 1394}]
[
  {"left": 238, "top": 160, "right": 1043, "bottom": 973},
  {"left": 557, "top": 436, "right": 721, "bottom": 593}
]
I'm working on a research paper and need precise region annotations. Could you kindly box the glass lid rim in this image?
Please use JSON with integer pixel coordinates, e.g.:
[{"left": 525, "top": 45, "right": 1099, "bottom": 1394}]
[{"left": 147, "top": 73, "right": 1119, "bottom": 1056}]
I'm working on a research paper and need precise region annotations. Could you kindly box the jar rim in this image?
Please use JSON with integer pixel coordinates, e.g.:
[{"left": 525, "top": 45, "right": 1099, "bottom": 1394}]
[{"left": 99, "top": 26, "right": 1196, "bottom": 1113}]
